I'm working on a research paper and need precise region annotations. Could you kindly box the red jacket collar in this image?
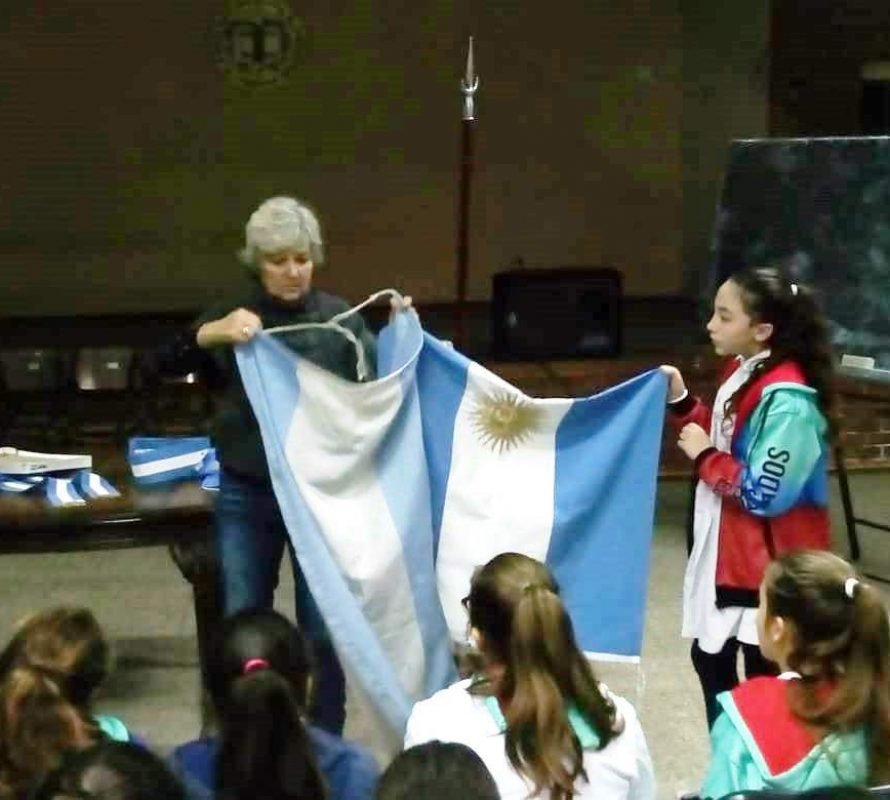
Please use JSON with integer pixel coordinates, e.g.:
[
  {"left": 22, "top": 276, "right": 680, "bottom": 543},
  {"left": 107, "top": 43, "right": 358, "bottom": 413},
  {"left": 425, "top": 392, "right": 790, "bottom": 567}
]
[
  {"left": 730, "top": 676, "right": 816, "bottom": 775},
  {"left": 720, "top": 358, "right": 807, "bottom": 441}
]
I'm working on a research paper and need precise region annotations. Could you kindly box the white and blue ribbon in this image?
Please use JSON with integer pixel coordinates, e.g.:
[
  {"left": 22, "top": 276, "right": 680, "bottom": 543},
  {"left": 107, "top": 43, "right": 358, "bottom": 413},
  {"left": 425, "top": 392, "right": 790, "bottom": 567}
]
[
  {"left": 0, "top": 469, "right": 119, "bottom": 507},
  {"left": 128, "top": 436, "right": 219, "bottom": 491}
]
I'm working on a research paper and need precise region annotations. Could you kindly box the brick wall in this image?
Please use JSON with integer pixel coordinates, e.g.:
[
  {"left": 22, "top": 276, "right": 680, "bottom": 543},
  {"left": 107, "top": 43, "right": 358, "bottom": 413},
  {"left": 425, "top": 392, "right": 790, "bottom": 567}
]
[
  {"left": 486, "top": 353, "right": 890, "bottom": 475},
  {"left": 837, "top": 377, "right": 890, "bottom": 467}
]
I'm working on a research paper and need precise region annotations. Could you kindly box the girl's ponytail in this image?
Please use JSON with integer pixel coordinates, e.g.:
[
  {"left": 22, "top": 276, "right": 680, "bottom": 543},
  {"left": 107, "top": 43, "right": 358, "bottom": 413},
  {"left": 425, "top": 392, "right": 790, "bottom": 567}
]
[
  {"left": 470, "top": 555, "right": 623, "bottom": 800},
  {"left": 504, "top": 586, "right": 584, "bottom": 800},
  {"left": 845, "top": 580, "right": 890, "bottom": 784},
  {"left": 207, "top": 609, "right": 329, "bottom": 800},
  {"left": 216, "top": 668, "right": 326, "bottom": 800},
  {"left": 784, "top": 282, "right": 837, "bottom": 435}
]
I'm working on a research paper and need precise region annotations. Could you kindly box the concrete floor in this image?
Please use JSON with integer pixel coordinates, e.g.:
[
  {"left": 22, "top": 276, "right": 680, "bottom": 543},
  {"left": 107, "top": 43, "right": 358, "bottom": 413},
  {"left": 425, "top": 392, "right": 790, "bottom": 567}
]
[{"left": 0, "top": 471, "right": 887, "bottom": 799}]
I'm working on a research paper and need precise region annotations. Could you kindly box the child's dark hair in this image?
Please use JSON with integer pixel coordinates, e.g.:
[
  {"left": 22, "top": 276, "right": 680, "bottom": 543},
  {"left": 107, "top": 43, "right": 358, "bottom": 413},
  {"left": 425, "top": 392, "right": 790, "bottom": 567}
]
[
  {"left": 31, "top": 739, "right": 187, "bottom": 800},
  {"left": 376, "top": 741, "right": 498, "bottom": 800},
  {"left": 763, "top": 550, "right": 890, "bottom": 784},
  {"left": 0, "top": 607, "right": 109, "bottom": 797},
  {"left": 725, "top": 266, "right": 837, "bottom": 435},
  {"left": 206, "top": 608, "right": 327, "bottom": 800},
  {"left": 467, "top": 553, "right": 623, "bottom": 800}
]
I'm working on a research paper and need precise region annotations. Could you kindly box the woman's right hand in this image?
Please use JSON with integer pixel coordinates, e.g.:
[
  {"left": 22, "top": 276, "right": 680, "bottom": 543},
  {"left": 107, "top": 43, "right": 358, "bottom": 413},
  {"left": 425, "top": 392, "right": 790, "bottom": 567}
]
[
  {"left": 660, "top": 364, "right": 687, "bottom": 402},
  {"left": 196, "top": 308, "right": 263, "bottom": 347}
]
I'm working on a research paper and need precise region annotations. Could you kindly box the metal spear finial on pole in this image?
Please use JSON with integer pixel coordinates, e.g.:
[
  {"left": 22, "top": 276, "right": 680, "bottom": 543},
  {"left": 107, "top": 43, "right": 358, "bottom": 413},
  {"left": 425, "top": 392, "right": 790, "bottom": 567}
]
[
  {"left": 462, "top": 36, "right": 478, "bottom": 120},
  {"left": 455, "top": 36, "right": 478, "bottom": 351}
]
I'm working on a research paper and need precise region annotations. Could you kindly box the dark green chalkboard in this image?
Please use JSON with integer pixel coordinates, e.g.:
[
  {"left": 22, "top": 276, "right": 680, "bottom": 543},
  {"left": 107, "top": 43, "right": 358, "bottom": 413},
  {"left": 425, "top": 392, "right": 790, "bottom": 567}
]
[{"left": 712, "top": 137, "right": 890, "bottom": 371}]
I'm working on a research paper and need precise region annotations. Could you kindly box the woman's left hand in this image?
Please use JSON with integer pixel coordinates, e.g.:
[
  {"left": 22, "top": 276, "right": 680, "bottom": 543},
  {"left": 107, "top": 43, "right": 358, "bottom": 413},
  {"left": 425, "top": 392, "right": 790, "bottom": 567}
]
[
  {"left": 389, "top": 294, "right": 413, "bottom": 320},
  {"left": 678, "top": 423, "right": 712, "bottom": 460}
]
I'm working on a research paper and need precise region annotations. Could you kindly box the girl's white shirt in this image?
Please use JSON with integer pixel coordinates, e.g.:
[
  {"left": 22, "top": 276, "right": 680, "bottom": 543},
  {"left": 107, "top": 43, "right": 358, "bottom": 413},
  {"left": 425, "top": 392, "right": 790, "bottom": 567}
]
[
  {"left": 404, "top": 678, "right": 656, "bottom": 800},
  {"left": 681, "top": 350, "right": 770, "bottom": 653}
]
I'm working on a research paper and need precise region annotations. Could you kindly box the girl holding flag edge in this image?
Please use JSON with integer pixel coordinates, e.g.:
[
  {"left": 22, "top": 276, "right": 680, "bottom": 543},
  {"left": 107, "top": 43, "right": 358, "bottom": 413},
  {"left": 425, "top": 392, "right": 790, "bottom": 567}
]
[{"left": 662, "top": 266, "right": 836, "bottom": 729}]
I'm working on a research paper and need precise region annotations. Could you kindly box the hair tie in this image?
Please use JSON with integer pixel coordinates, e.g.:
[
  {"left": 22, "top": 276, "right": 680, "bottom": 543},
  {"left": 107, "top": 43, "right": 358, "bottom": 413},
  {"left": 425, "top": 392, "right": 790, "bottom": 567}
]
[
  {"left": 243, "top": 658, "right": 270, "bottom": 675},
  {"left": 844, "top": 577, "right": 859, "bottom": 599},
  {"left": 790, "top": 282, "right": 799, "bottom": 296}
]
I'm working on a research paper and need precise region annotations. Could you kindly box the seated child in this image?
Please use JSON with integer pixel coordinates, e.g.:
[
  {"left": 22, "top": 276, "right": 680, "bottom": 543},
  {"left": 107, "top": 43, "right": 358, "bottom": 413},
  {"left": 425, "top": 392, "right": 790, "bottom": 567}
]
[
  {"left": 405, "top": 553, "right": 655, "bottom": 800},
  {"left": 0, "top": 606, "right": 137, "bottom": 798},
  {"left": 170, "top": 608, "right": 378, "bottom": 800},
  {"left": 700, "top": 550, "right": 890, "bottom": 797},
  {"left": 32, "top": 739, "right": 188, "bottom": 800},
  {"left": 376, "top": 741, "right": 498, "bottom": 800}
]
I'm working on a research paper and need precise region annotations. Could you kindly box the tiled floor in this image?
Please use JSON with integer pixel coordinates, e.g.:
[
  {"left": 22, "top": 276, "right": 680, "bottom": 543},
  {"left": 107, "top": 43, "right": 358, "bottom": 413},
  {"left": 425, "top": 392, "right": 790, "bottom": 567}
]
[{"left": 0, "top": 472, "right": 887, "bottom": 799}]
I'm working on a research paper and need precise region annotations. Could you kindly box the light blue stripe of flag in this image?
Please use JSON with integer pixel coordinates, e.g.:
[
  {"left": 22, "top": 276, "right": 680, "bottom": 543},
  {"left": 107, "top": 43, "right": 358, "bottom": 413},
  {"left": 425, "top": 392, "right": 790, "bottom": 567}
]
[{"left": 550, "top": 372, "right": 665, "bottom": 656}]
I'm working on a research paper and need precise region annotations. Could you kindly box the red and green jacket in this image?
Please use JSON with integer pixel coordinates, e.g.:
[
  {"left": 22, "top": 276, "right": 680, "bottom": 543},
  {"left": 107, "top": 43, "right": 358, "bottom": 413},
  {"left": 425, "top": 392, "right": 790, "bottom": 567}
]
[
  {"left": 670, "top": 359, "right": 830, "bottom": 607},
  {"left": 701, "top": 676, "right": 868, "bottom": 797}
]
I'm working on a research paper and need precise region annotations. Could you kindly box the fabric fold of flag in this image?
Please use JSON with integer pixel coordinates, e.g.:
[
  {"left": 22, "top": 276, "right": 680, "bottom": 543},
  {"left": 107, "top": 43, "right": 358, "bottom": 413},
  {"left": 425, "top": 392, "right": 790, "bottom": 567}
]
[
  {"left": 236, "top": 313, "right": 456, "bottom": 737},
  {"left": 236, "top": 310, "right": 667, "bottom": 736}
]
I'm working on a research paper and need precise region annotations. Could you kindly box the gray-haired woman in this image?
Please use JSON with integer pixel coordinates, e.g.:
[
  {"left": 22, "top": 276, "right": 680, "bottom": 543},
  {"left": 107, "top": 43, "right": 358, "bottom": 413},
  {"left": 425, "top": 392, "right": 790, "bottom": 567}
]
[{"left": 158, "top": 196, "right": 379, "bottom": 734}]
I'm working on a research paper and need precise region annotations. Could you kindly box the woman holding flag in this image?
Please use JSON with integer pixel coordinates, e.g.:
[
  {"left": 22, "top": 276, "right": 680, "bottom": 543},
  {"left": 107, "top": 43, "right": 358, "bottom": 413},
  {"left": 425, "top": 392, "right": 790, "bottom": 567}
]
[{"left": 158, "top": 196, "right": 382, "bottom": 735}]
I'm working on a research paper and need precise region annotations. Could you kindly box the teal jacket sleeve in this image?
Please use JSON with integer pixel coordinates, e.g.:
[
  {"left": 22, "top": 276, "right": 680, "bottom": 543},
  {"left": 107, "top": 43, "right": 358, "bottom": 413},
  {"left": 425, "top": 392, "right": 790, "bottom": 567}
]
[
  {"left": 696, "top": 389, "right": 825, "bottom": 517},
  {"left": 700, "top": 710, "right": 757, "bottom": 799},
  {"left": 736, "top": 390, "right": 825, "bottom": 516}
]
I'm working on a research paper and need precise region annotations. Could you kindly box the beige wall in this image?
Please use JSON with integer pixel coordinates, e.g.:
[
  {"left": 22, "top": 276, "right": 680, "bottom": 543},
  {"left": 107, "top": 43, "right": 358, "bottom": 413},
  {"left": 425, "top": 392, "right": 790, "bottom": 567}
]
[
  {"left": 0, "top": 1, "right": 768, "bottom": 316},
  {"left": 680, "top": 0, "right": 770, "bottom": 296}
]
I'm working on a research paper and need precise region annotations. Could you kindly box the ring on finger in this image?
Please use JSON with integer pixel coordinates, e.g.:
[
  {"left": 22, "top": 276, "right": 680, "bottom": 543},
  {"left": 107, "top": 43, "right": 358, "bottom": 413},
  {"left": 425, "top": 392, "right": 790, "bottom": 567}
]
[{"left": 242, "top": 325, "right": 251, "bottom": 336}]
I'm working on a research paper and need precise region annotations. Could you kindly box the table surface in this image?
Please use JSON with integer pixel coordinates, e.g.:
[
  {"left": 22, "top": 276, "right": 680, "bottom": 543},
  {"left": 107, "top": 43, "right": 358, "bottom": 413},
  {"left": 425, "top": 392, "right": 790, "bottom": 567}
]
[
  {"left": 0, "top": 447, "right": 213, "bottom": 553},
  {"left": 839, "top": 364, "right": 890, "bottom": 387}
]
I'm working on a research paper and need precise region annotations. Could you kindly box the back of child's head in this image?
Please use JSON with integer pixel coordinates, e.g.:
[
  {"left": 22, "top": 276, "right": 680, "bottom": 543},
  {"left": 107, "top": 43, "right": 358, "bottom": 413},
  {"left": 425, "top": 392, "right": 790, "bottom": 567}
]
[
  {"left": 376, "top": 741, "right": 499, "bottom": 800},
  {"left": 725, "top": 266, "right": 836, "bottom": 429},
  {"left": 0, "top": 607, "right": 109, "bottom": 707},
  {"left": 764, "top": 550, "right": 890, "bottom": 782},
  {"left": 0, "top": 608, "right": 108, "bottom": 797},
  {"left": 467, "top": 553, "right": 621, "bottom": 800},
  {"left": 32, "top": 740, "right": 187, "bottom": 800},
  {"left": 207, "top": 608, "right": 326, "bottom": 800}
]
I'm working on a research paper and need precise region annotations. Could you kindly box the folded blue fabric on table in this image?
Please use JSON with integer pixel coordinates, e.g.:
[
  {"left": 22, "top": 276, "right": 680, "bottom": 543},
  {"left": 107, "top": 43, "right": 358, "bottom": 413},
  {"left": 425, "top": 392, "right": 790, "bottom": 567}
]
[
  {"left": 128, "top": 436, "right": 219, "bottom": 491},
  {"left": 0, "top": 469, "right": 119, "bottom": 507}
]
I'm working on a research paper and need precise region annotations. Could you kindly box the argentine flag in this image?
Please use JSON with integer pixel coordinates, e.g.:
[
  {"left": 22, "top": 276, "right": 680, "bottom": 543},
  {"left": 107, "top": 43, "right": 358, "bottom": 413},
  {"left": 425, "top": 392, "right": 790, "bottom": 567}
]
[{"left": 236, "top": 309, "right": 666, "bottom": 737}]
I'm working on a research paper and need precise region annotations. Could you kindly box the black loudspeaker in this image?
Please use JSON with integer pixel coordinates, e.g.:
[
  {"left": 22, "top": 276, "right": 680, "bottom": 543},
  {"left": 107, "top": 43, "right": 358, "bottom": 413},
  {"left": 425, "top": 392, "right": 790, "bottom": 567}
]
[{"left": 491, "top": 267, "right": 622, "bottom": 359}]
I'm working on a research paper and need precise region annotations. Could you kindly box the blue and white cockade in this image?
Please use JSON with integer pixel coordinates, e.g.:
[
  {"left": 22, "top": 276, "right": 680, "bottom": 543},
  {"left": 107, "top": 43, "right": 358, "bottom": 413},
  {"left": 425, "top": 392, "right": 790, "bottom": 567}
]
[{"left": 0, "top": 469, "right": 119, "bottom": 506}]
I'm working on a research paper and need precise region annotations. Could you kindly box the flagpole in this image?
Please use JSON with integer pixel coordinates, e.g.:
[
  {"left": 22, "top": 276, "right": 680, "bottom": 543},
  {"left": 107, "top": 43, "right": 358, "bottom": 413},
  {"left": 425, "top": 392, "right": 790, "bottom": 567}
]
[{"left": 455, "top": 36, "right": 478, "bottom": 351}]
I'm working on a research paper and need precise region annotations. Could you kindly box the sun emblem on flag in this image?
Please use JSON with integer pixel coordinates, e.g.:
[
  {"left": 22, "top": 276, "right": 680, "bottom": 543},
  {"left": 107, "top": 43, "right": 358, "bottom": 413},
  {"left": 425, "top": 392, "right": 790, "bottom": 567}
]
[{"left": 470, "top": 391, "right": 541, "bottom": 453}]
